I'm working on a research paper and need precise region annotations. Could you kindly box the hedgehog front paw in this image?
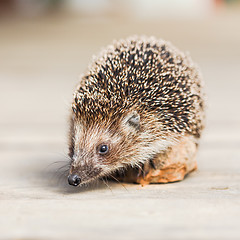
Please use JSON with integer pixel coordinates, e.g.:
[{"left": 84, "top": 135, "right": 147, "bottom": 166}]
[
  {"left": 110, "top": 158, "right": 161, "bottom": 185},
  {"left": 136, "top": 159, "right": 157, "bottom": 185}
]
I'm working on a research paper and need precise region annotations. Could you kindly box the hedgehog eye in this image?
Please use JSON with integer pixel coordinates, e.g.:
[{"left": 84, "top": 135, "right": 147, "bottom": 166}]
[{"left": 98, "top": 144, "right": 109, "bottom": 155}]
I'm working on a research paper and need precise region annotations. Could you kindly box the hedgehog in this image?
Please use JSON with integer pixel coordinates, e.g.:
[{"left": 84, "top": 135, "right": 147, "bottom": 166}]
[{"left": 67, "top": 36, "right": 205, "bottom": 187}]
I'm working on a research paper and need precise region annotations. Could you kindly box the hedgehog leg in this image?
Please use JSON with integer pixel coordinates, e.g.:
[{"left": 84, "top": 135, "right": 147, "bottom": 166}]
[
  {"left": 136, "top": 135, "right": 198, "bottom": 185},
  {"left": 114, "top": 135, "right": 198, "bottom": 185}
]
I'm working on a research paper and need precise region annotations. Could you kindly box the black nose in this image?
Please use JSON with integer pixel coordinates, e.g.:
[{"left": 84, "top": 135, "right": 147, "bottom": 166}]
[{"left": 68, "top": 174, "right": 81, "bottom": 186}]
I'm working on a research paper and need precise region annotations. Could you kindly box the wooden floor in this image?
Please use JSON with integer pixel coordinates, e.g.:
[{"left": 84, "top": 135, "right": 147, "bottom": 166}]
[{"left": 0, "top": 10, "right": 240, "bottom": 240}]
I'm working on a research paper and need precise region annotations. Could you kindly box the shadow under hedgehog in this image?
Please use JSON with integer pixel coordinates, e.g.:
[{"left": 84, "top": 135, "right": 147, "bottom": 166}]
[{"left": 67, "top": 36, "right": 205, "bottom": 187}]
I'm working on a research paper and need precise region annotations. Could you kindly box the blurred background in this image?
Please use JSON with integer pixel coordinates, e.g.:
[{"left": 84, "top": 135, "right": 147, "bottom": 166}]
[
  {"left": 0, "top": 0, "right": 240, "bottom": 239},
  {"left": 0, "top": 0, "right": 240, "bottom": 153}
]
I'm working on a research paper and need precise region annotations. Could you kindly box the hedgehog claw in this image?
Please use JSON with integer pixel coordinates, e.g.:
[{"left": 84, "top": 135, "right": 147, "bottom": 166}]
[{"left": 150, "top": 158, "right": 157, "bottom": 170}]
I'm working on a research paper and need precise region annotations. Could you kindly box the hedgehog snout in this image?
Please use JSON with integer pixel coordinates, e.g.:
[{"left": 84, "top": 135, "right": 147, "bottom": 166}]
[
  {"left": 68, "top": 161, "right": 103, "bottom": 186},
  {"left": 68, "top": 174, "right": 81, "bottom": 186}
]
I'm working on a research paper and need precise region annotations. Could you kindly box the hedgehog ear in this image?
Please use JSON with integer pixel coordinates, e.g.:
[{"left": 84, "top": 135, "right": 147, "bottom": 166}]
[{"left": 123, "top": 111, "right": 140, "bottom": 130}]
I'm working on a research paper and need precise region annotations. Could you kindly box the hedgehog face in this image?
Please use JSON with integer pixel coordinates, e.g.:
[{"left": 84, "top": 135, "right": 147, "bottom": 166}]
[{"left": 67, "top": 111, "right": 141, "bottom": 186}]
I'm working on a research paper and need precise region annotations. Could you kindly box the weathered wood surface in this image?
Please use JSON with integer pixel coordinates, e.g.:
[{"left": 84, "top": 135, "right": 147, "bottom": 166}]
[{"left": 0, "top": 12, "right": 240, "bottom": 240}]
